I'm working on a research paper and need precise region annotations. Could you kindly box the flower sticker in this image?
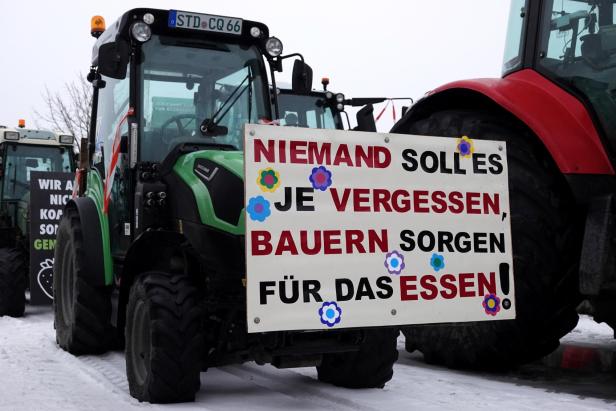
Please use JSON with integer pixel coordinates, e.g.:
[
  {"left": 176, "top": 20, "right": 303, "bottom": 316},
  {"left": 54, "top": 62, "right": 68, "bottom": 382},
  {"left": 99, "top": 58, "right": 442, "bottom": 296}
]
[
  {"left": 482, "top": 293, "right": 501, "bottom": 316},
  {"left": 430, "top": 253, "right": 445, "bottom": 272},
  {"left": 246, "top": 196, "right": 271, "bottom": 222},
  {"left": 319, "top": 301, "right": 342, "bottom": 327},
  {"left": 456, "top": 135, "right": 475, "bottom": 158},
  {"left": 384, "top": 250, "right": 405, "bottom": 275},
  {"left": 309, "top": 166, "right": 333, "bottom": 191},
  {"left": 257, "top": 168, "right": 281, "bottom": 192}
]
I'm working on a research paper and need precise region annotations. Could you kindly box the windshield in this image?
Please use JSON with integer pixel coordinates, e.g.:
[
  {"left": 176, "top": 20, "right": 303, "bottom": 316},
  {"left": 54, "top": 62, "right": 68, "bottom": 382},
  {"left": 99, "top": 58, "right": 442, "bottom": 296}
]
[
  {"left": 277, "top": 93, "right": 340, "bottom": 129},
  {"left": 503, "top": 0, "right": 527, "bottom": 74},
  {"left": 139, "top": 35, "right": 267, "bottom": 161},
  {"left": 1, "top": 144, "right": 72, "bottom": 201},
  {"left": 538, "top": 0, "right": 616, "bottom": 139}
]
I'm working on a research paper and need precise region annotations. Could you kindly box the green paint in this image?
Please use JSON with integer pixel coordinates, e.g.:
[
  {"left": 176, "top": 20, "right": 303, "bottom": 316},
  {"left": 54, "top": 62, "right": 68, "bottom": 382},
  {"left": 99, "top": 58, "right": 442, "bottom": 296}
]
[
  {"left": 173, "top": 150, "right": 246, "bottom": 235},
  {"left": 84, "top": 169, "right": 113, "bottom": 285}
]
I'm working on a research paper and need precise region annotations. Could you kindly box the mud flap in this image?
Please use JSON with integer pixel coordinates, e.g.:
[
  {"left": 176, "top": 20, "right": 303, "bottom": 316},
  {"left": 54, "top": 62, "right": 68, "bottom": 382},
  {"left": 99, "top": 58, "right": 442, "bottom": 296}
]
[
  {"left": 66, "top": 197, "right": 106, "bottom": 287},
  {"left": 579, "top": 194, "right": 616, "bottom": 295}
]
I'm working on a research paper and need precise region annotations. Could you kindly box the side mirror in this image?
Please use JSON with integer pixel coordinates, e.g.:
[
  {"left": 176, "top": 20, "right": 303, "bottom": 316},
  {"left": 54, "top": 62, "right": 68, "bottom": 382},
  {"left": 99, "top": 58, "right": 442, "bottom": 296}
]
[
  {"left": 292, "top": 60, "right": 313, "bottom": 94},
  {"left": 354, "top": 104, "right": 377, "bottom": 132},
  {"left": 98, "top": 40, "right": 129, "bottom": 80}
]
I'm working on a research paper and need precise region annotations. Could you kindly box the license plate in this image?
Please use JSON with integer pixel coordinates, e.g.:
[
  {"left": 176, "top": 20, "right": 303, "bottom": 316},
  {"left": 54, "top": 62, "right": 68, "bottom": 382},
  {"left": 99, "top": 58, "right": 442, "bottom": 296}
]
[{"left": 168, "top": 10, "right": 243, "bottom": 35}]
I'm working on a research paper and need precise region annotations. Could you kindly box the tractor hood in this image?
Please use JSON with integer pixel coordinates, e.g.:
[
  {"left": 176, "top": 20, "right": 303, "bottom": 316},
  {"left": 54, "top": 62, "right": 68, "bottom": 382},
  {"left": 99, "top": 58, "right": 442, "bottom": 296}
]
[{"left": 171, "top": 149, "right": 245, "bottom": 235}]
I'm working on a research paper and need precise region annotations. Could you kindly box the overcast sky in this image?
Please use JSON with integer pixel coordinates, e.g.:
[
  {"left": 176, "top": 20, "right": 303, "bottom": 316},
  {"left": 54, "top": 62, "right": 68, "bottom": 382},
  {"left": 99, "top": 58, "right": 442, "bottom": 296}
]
[{"left": 0, "top": 0, "right": 510, "bottom": 132}]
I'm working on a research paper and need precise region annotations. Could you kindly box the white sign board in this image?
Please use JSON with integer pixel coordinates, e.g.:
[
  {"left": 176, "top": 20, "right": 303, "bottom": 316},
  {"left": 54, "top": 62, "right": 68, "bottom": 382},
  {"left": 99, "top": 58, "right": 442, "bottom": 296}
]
[{"left": 244, "top": 124, "right": 515, "bottom": 333}]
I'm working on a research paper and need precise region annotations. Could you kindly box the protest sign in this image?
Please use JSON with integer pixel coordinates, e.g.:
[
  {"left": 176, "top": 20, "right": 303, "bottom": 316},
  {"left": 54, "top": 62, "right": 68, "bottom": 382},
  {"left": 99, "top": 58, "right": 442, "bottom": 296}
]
[{"left": 244, "top": 124, "right": 514, "bottom": 333}]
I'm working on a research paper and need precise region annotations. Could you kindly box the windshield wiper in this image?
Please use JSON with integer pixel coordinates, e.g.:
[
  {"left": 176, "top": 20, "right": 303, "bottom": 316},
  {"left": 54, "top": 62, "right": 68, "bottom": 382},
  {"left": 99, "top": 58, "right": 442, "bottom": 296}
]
[{"left": 200, "top": 70, "right": 253, "bottom": 137}]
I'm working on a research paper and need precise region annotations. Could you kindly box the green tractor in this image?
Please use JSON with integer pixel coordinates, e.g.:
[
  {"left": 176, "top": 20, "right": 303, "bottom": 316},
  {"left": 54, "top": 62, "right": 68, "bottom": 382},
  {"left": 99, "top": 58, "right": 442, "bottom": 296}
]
[
  {"left": 0, "top": 123, "right": 74, "bottom": 316},
  {"left": 54, "top": 9, "right": 398, "bottom": 403}
]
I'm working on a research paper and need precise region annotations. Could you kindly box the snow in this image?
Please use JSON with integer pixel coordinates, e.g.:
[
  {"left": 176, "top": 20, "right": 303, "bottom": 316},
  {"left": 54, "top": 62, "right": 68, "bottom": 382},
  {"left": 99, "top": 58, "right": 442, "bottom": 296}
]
[{"left": 1, "top": 309, "right": 615, "bottom": 410}]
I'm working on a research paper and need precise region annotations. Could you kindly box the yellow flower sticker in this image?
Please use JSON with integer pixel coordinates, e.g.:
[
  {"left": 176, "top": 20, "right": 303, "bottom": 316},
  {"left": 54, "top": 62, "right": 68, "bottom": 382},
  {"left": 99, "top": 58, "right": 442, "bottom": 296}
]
[
  {"left": 456, "top": 135, "right": 475, "bottom": 158},
  {"left": 257, "top": 168, "right": 281, "bottom": 192}
]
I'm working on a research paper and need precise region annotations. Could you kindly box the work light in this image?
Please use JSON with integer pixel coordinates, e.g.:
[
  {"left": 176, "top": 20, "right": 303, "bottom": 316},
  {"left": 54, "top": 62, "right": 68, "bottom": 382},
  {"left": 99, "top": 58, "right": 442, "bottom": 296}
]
[
  {"left": 131, "top": 22, "right": 152, "bottom": 42},
  {"left": 265, "top": 37, "right": 283, "bottom": 57},
  {"left": 4, "top": 131, "right": 19, "bottom": 141},
  {"left": 59, "top": 135, "right": 73, "bottom": 144}
]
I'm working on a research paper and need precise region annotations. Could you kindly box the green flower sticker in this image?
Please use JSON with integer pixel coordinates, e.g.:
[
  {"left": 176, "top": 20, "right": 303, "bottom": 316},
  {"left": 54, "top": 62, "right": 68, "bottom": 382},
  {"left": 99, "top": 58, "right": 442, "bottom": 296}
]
[{"left": 257, "top": 167, "right": 281, "bottom": 193}]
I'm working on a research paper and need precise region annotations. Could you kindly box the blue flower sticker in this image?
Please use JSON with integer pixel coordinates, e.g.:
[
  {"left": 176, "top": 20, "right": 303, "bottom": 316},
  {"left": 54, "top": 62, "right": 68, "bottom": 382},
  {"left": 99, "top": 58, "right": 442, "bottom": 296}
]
[
  {"left": 319, "top": 301, "right": 342, "bottom": 327},
  {"left": 309, "top": 166, "right": 333, "bottom": 191},
  {"left": 385, "top": 250, "right": 405, "bottom": 275},
  {"left": 430, "top": 253, "right": 445, "bottom": 272},
  {"left": 456, "top": 136, "right": 474, "bottom": 158},
  {"left": 247, "top": 196, "right": 271, "bottom": 222}
]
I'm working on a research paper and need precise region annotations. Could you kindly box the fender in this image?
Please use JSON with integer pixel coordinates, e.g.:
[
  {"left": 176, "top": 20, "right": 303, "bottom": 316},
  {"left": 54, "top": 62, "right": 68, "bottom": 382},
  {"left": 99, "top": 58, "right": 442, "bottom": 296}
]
[
  {"left": 393, "top": 69, "right": 614, "bottom": 175},
  {"left": 65, "top": 197, "right": 106, "bottom": 287},
  {"left": 120, "top": 230, "right": 188, "bottom": 285}
]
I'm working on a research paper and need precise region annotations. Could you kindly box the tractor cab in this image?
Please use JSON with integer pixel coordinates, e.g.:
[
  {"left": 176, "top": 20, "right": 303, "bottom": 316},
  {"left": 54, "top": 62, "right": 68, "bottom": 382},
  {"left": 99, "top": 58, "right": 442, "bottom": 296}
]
[
  {"left": 88, "top": 9, "right": 313, "bottom": 166},
  {"left": 0, "top": 125, "right": 73, "bottom": 249},
  {"left": 504, "top": 0, "right": 616, "bottom": 143},
  {"left": 277, "top": 87, "right": 345, "bottom": 129}
]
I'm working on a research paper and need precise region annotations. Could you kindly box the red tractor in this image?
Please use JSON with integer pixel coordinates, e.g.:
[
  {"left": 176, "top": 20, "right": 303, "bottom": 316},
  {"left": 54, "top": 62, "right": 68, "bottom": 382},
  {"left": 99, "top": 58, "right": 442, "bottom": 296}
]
[{"left": 397, "top": 0, "right": 616, "bottom": 368}]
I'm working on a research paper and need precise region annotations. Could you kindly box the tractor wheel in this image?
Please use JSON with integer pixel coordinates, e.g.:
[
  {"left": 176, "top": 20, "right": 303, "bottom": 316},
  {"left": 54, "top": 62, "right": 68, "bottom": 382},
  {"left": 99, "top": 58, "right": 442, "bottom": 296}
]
[
  {"left": 400, "top": 109, "right": 581, "bottom": 369},
  {"left": 317, "top": 328, "right": 399, "bottom": 388},
  {"left": 0, "top": 248, "right": 26, "bottom": 317},
  {"left": 125, "top": 271, "right": 204, "bottom": 403},
  {"left": 54, "top": 207, "right": 111, "bottom": 355}
]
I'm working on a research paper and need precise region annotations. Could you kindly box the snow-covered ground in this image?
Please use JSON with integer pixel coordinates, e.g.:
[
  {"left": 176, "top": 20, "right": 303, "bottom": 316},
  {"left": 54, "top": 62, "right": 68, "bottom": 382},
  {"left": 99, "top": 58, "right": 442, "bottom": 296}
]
[{"left": 1, "top": 308, "right": 615, "bottom": 411}]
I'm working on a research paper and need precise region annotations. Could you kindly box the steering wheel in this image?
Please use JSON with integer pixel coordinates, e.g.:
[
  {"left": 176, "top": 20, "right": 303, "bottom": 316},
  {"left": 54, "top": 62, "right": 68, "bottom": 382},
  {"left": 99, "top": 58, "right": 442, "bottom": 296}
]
[{"left": 160, "top": 114, "right": 198, "bottom": 144}]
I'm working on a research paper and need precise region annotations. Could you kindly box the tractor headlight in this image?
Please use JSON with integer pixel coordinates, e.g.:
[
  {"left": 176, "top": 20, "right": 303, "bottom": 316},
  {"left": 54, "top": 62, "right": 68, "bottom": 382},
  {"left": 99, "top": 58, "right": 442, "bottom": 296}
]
[
  {"left": 4, "top": 131, "right": 19, "bottom": 141},
  {"left": 131, "top": 22, "right": 152, "bottom": 42},
  {"left": 265, "top": 37, "right": 283, "bottom": 57},
  {"left": 335, "top": 93, "right": 345, "bottom": 104},
  {"left": 336, "top": 103, "right": 344, "bottom": 111},
  {"left": 59, "top": 135, "right": 73, "bottom": 144}
]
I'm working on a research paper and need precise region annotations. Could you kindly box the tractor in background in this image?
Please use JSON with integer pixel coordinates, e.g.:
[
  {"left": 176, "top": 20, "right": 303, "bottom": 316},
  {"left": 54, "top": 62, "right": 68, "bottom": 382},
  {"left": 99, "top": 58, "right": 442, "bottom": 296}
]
[{"left": 0, "top": 122, "right": 74, "bottom": 316}]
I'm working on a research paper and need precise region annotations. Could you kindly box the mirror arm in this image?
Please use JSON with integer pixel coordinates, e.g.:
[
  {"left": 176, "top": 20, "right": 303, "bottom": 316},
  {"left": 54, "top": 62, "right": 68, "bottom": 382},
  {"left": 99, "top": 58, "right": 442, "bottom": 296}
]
[
  {"left": 278, "top": 53, "right": 305, "bottom": 63},
  {"left": 268, "top": 61, "right": 281, "bottom": 120}
]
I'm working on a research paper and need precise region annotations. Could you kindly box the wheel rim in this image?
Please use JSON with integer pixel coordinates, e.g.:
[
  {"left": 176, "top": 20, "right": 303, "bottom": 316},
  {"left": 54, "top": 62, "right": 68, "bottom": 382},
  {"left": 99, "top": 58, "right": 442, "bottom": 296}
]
[
  {"left": 129, "top": 298, "right": 151, "bottom": 386},
  {"left": 60, "top": 242, "right": 75, "bottom": 325}
]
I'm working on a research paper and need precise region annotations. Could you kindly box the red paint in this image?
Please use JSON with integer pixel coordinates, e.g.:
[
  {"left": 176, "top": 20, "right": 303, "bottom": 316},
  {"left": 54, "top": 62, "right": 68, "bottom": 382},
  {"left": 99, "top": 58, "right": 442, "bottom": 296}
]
[
  {"left": 399, "top": 272, "right": 497, "bottom": 301},
  {"left": 250, "top": 229, "right": 388, "bottom": 256},
  {"left": 252, "top": 139, "right": 391, "bottom": 168},
  {"left": 103, "top": 108, "right": 133, "bottom": 213},
  {"left": 400, "top": 275, "right": 419, "bottom": 301},
  {"left": 428, "top": 69, "right": 613, "bottom": 175}
]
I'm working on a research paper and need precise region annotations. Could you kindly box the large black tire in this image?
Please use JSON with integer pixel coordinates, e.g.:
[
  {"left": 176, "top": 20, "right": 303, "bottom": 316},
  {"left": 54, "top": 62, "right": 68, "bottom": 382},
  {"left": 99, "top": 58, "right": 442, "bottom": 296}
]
[
  {"left": 0, "top": 248, "right": 26, "bottom": 317},
  {"left": 126, "top": 271, "right": 204, "bottom": 403},
  {"left": 317, "top": 328, "right": 399, "bottom": 388},
  {"left": 400, "top": 110, "right": 581, "bottom": 369},
  {"left": 54, "top": 207, "right": 111, "bottom": 355}
]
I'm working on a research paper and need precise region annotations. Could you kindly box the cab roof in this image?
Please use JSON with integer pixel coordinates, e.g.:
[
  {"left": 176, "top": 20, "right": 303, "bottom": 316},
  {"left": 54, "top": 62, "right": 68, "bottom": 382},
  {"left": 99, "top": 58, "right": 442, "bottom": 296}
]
[
  {"left": 0, "top": 126, "right": 73, "bottom": 147},
  {"left": 92, "top": 8, "right": 270, "bottom": 66}
]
